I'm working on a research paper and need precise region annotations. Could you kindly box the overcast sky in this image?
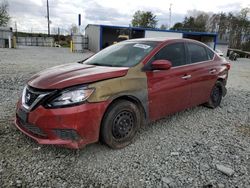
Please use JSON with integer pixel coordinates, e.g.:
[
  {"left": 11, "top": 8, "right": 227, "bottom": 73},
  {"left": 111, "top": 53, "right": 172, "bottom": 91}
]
[{"left": 7, "top": 0, "right": 250, "bottom": 34}]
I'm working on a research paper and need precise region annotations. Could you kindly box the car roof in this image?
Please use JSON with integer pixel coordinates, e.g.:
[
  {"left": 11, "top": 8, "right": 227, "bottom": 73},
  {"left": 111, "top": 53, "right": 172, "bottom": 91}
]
[
  {"left": 126, "top": 37, "right": 198, "bottom": 43},
  {"left": 124, "top": 37, "right": 215, "bottom": 52}
]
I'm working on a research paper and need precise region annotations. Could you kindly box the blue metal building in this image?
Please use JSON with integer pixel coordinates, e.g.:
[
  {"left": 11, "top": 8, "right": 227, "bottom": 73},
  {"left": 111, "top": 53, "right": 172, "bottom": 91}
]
[{"left": 85, "top": 24, "right": 217, "bottom": 52}]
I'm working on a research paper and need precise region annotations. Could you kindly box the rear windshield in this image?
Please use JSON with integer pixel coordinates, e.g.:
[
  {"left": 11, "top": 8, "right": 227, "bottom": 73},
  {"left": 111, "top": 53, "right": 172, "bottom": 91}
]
[{"left": 85, "top": 41, "right": 157, "bottom": 67}]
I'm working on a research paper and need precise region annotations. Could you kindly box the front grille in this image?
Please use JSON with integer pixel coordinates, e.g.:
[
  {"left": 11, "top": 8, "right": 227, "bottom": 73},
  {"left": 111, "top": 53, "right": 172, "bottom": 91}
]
[
  {"left": 22, "top": 86, "right": 52, "bottom": 110},
  {"left": 17, "top": 117, "right": 47, "bottom": 137},
  {"left": 53, "top": 129, "right": 80, "bottom": 140}
]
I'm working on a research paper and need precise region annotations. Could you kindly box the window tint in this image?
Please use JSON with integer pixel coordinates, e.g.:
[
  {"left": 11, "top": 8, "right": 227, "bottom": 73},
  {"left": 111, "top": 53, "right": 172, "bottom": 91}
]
[
  {"left": 154, "top": 42, "right": 186, "bottom": 67},
  {"left": 187, "top": 43, "right": 209, "bottom": 63},
  {"left": 207, "top": 48, "right": 215, "bottom": 60}
]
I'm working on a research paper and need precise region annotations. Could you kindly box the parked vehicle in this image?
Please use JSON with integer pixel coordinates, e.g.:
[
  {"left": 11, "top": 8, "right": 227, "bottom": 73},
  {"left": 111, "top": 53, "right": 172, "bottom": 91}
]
[
  {"left": 15, "top": 38, "right": 230, "bottom": 149},
  {"left": 229, "top": 51, "right": 239, "bottom": 61}
]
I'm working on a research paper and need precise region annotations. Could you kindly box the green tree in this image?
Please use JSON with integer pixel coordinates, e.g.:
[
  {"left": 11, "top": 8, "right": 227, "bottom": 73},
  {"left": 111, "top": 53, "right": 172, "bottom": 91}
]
[
  {"left": 228, "top": 8, "right": 250, "bottom": 48},
  {"left": 171, "top": 22, "right": 183, "bottom": 30},
  {"left": 218, "top": 13, "right": 228, "bottom": 38},
  {"left": 0, "top": 1, "right": 10, "bottom": 26},
  {"left": 168, "top": 8, "right": 250, "bottom": 50},
  {"left": 131, "top": 10, "right": 158, "bottom": 28},
  {"left": 195, "top": 13, "right": 209, "bottom": 31},
  {"left": 183, "top": 16, "right": 195, "bottom": 31},
  {"left": 169, "top": 10, "right": 209, "bottom": 32},
  {"left": 181, "top": 13, "right": 209, "bottom": 32}
]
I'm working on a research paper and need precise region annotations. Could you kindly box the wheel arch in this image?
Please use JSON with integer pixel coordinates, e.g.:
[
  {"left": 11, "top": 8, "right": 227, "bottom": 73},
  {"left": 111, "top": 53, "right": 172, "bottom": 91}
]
[
  {"left": 103, "top": 95, "right": 146, "bottom": 123},
  {"left": 114, "top": 95, "right": 146, "bottom": 118},
  {"left": 217, "top": 77, "right": 226, "bottom": 85},
  {"left": 99, "top": 95, "right": 147, "bottom": 141},
  {"left": 215, "top": 78, "right": 227, "bottom": 97}
]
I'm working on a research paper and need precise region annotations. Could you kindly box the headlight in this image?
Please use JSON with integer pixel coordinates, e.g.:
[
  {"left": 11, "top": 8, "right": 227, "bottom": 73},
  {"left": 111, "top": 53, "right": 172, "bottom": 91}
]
[{"left": 46, "top": 87, "right": 94, "bottom": 108}]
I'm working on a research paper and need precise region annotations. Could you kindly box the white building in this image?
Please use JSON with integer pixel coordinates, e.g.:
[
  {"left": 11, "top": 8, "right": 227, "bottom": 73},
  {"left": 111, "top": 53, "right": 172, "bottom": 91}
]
[{"left": 0, "top": 27, "right": 13, "bottom": 48}]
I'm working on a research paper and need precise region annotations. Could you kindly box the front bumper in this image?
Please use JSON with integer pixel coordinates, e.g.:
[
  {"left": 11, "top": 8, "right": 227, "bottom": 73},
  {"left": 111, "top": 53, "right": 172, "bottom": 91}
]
[{"left": 14, "top": 100, "right": 109, "bottom": 149}]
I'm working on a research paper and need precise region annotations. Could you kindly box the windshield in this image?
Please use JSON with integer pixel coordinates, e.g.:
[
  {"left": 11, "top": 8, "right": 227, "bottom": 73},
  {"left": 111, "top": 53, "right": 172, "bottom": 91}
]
[{"left": 85, "top": 41, "right": 157, "bottom": 67}]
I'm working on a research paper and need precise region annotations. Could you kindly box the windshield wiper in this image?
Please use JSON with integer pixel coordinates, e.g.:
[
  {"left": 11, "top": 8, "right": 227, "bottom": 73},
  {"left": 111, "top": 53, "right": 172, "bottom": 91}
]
[
  {"left": 77, "top": 58, "right": 89, "bottom": 64},
  {"left": 77, "top": 54, "right": 94, "bottom": 64}
]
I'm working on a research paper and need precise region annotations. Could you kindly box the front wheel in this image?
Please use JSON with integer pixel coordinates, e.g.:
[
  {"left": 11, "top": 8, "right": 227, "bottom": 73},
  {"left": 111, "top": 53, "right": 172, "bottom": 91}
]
[
  {"left": 205, "top": 81, "right": 223, "bottom": 108},
  {"left": 100, "top": 100, "right": 141, "bottom": 149}
]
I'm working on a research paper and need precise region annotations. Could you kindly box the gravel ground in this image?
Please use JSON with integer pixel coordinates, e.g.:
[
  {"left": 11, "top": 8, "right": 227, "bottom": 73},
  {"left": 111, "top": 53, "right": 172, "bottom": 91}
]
[{"left": 0, "top": 46, "right": 250, "bottom": 188}]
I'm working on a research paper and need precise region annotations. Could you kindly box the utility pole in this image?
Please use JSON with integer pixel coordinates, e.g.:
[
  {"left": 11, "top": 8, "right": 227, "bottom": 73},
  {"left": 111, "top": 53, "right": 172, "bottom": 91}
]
[
  {"left": 47, "top": 0, "right": 50, "bottom": 36},
  {"left": 15, "top": 21, "right": 18, "bottom": 39},
  {"left": 15, "top": 21, "right": 18, "bottom": 48},
  {"left": 78, "top": 14, "right": 81, "bottom": 34},
  {"left": 169, "top": 3, "right": 172, "bottom": 29},
  {"left": 58, "top": 27, "right": 60, "bottom": 41}
]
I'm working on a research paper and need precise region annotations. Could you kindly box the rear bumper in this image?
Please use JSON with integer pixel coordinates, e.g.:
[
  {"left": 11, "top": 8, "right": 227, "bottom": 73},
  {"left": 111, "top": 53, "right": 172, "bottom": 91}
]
[{"left": 14, "top": 100, "right": 109, "bottom": 149}]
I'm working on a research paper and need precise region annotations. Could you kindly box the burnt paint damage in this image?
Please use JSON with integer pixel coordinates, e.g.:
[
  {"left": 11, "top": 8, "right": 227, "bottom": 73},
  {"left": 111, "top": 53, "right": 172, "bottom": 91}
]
[{"left": 88, "top": 63, "right": 149, "bottom": 120}]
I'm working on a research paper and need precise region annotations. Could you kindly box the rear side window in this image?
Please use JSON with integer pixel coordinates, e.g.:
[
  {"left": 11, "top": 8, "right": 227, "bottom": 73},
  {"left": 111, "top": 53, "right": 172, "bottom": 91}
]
[
  {"left": 187, "top": 43, "right": 209, "bottom": 63},
  {"left": 153, "top": 42, "right": 186, "bottom": 67},
  {"left": 207, "top": 48, "right": 215, "bottom": 60}
]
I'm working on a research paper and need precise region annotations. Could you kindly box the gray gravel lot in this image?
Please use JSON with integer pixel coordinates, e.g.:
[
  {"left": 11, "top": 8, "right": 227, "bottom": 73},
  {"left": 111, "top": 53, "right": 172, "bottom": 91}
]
[{"left": 0, "top": 46, "right": 250, "bottom": 187}]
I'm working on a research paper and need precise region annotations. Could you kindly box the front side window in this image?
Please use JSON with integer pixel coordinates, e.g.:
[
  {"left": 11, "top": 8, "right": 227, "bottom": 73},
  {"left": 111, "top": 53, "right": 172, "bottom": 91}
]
[
  {"left": 187, "top": 43, "right": 209, "bottom": 63},
  {"left": 152, "top": 42, "right": 186, "bottom": 67},
  {"left": 85, "top": 41, "right": 157, "bottom": 67}
]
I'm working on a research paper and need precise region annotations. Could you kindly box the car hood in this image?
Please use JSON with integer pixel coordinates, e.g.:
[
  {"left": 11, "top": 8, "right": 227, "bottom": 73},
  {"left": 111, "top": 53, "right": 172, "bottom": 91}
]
[{"left": 28, "top": 63, "right": 129, "bottom": 89}]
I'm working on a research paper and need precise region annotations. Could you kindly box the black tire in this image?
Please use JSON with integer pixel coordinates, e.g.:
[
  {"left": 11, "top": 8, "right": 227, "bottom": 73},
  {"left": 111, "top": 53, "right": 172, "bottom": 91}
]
[
  {"left": 100, "top": 100, "right": 141, "bottom": 149},
  {"left": 205, "top": 81, "right": 223, "bottom": 109}
]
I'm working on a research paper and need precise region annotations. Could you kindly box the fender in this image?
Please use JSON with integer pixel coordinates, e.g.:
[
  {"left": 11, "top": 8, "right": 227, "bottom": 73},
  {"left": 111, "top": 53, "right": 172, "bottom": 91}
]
[{"left": 87, "top": 63, "right": 149, "bottom": 121}]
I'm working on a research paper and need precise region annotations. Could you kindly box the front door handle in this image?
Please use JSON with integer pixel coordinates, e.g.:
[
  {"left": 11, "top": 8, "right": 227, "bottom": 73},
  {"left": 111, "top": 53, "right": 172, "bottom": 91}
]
[
  {"left": 209, "top": 69, "right": 216, "bottom": 74},
  {"left": 181, "top": 75, "right": 192, "bottom": 79}
]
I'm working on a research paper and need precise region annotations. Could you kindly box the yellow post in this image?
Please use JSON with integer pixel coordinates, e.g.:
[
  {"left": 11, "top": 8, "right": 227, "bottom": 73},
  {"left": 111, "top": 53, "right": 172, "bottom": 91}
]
[
  {"left": 12, "top": 36, "right": 17, "bottom": 48},
  {"left": 70, "top": 40, "right": 73, "bottom": 52}
]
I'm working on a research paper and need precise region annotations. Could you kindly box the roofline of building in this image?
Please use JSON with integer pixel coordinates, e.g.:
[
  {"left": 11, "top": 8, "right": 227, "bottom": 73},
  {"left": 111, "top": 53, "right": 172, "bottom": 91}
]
[
  {"left": 85, "top": 24, "right": 217, "bottom": 36},
  {"left": 0, "top": 27, "right": 12, "bottom": 31}
]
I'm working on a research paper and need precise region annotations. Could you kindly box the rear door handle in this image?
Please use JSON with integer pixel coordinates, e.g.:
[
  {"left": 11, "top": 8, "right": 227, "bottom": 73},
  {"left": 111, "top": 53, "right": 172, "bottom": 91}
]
[
  {"left": 181, "top": 75, "right": 191, "bottom": 79},
  {"left": 209, "top": 69, "right": 216, "bottom": 74}
]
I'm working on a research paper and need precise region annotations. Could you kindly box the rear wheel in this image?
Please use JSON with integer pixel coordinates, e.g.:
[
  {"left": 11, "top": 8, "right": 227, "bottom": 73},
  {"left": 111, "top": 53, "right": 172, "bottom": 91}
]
[
  {"left": 101, "top": 100, "right": 141, "bottom": 149},
  {"left": 205, "top": 81, "right": 223, "bottom": 108}
]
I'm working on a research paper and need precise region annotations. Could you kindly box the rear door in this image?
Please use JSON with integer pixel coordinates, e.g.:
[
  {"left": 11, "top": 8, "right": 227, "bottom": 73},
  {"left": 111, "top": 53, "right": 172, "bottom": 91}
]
[
  {"left": 186, "top": 42, "right": 218, "bottom": 106},
  {"left": 145, "top": 42, "right": 192, "bottom": 121}
]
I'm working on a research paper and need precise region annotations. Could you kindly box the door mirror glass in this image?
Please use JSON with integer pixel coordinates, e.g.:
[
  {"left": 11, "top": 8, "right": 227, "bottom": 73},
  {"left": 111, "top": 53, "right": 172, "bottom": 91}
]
[{"left": 151, "top": 60, "right": 172, "bottom": 70}]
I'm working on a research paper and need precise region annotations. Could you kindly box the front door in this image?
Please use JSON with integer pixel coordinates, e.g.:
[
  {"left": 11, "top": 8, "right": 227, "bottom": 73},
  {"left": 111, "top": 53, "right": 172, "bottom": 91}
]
[{"left": 145, "top": 42, "right": 192, "bottom": 121}]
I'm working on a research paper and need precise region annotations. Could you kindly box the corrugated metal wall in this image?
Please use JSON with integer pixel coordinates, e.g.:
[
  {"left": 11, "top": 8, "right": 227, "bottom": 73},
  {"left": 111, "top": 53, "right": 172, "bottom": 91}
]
[
  {"left": 17, "top": 37, "right": 54, "bottom": 47},
  {"left": 0, "top": 28, "right": 12, "bottom": 48},
  {"left": 85, "top": 25, "right": 100, "bottom": 53},
  {"left": 0, "top": 29, "right": 12, "bottom": 39}
]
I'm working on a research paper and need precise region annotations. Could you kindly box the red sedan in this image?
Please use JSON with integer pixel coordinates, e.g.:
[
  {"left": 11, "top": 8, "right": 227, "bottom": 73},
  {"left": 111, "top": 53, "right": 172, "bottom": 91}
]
[{"left": 15, "top": 38, "right": 230, "bottom": 149}]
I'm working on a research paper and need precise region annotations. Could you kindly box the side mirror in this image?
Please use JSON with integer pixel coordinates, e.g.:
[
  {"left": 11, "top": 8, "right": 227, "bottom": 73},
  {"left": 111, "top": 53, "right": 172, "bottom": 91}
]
[{"left": 151, "top": 60, "right": 172, "bottom": 70}]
